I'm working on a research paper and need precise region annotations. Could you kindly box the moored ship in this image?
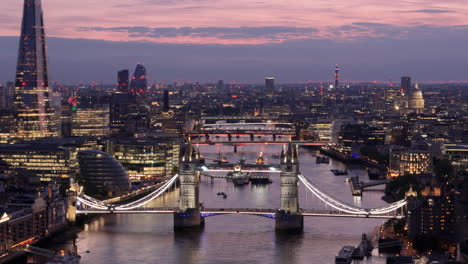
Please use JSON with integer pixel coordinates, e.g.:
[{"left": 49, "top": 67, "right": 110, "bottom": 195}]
[
  {"left": 335, "top": 246, "right": 355, "bottom": 264},
  {"left": 231, "top": 165, "right": 250, "bottom": 185}
]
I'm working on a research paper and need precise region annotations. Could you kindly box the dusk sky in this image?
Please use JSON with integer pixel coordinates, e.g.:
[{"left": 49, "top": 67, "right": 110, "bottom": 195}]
[{"left": 1, "top": 0, "right": 468, "bottom": 84}]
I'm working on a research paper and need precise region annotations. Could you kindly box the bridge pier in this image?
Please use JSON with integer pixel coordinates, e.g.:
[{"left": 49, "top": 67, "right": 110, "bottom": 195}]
[
  {"left": 174, "top": 208, "right": 205, "bottom": 229},
  {"left": 275, "top": 211, "right": 303, "bottom": 231}
]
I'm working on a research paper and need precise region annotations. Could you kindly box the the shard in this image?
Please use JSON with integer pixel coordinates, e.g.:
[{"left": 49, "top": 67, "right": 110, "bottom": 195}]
[
  {"left": 14, "top": 0, "right": 59, "bottom": 141},
  {"left": 130, "top": 64, "right": 148, "bottom": 94}
]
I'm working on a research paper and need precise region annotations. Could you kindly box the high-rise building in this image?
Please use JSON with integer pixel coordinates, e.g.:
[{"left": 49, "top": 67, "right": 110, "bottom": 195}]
[
  {"left": 0, "top": 84, "right": 6, "bottom": 110},
  {"left": 265, "top": 77, "right": 275, "bottom": 94},
  {"left": 163, "top": 89, "right": 170, "bottom": 111},
  {"left": 334, "top": 65, "right": 340, "bottom": 89},
  {"left": 217, "top": 80, "right": 224, "bottom": 93},
  {"left": 401, "top": 76, "right": 411, "bottom": 94},
  {"left": 117, "top": 70, "right": 129, "bottom": 93},
  {"left": 14, "top": 0, "right": 59, "bottom": 141},
  {"left": 130, "top": 64, "right": 148, "bottom": 94}
]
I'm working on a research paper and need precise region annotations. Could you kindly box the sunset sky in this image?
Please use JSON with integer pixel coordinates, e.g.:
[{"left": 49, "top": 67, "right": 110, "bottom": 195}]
[{"left": 1, "top": 0, "right": 468, "bottom": 83}]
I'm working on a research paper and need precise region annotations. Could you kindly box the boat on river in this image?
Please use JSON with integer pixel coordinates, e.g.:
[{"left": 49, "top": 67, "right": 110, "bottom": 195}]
[
  {"left": 256, "top": 152, "right": 266, "bottom": 165},
  {"left": 331, "top": 169, "right": 348, "bottom": 176},
  {"left": 231, "top": 165, "right": 249, "bottom": 185},
  {"left": 213, "top": 152, "right": 229, "bottom": 164},
  {"left": 335, "top": 246, "right": 355, "bottom": 264}
]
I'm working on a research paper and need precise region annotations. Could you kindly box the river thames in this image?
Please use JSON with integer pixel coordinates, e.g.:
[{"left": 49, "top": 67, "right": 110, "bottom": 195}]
[{"left": 57, "top": 141, "right": 392, "bottom": 263}]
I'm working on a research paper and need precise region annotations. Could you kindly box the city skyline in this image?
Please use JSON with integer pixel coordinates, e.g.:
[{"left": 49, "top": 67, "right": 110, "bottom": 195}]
[{"left": 1, "top": 1, "right": 468, "bottom": 83}]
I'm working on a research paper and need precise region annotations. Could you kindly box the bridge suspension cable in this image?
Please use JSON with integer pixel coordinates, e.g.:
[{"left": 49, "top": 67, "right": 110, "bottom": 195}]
[
  {"left": 114, "top": 174, "right": 179, "bottom": 210},
  {"left": 298, "top": 174, "right": 406, "bottom": 215},
  {"left": 77, "top": 174, "right": 179, "bottom": 211}
]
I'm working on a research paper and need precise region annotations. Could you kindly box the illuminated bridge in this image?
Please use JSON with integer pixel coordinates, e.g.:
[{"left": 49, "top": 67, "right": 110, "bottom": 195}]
[{"left": 67, "top": 143, "right": 405, "bottom": 231}]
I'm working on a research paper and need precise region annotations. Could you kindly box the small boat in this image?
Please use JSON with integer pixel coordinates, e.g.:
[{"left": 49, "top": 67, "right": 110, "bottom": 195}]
[
  {"left": 335, "top": 246, "right": 355, "bottom": 264},
  {"left": 272, "top": 153, "right": 280, "bottom": 159},
  {"left": 256, "top": 152, "right": 266, "bottom": 165},
  {"left": 26, "top": 246, "right": 81, "bottom": 264},
  {"left": 213, "top": 152, "right": 229, "bottom": 164},
  {"left": 46, "top": 253, "right": 81, "bottom": 264},
  {"left": 222, "top": 193, "right": 227, "bottom": 199},
  {"left": 331, "top": 169, "right": 348, "bottom": 176}
]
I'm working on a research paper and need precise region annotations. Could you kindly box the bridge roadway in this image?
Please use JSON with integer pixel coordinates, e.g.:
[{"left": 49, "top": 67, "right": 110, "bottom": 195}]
[
  {"left": 189, "top": 129, "right": 296, "bottom": 137},
  {"left": 201, "top": 116, "right": 283, "bottom": 121},
  {"left": 200, "top": 163, "right": 280, "bottom": 171},
  {"left": 77, "top": 207, "right": 401, "bottom": 219},
  {"left": 190, "top": 140, "right": 326, "bottom": 146},
  {"left": 202, "top": 122, "right": 293, "bottom": 127}
]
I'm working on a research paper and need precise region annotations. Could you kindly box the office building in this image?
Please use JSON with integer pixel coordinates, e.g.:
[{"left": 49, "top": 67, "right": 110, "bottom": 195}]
[
  {"left": 130, "top": 64, "right": 148, "bottom": 94},
  {"left": 163, "top": 89, "right": 170, "bottom": 111},
  {"left": 401, "top": 76, "right": 411, "bottom": 95},
  {"left": 13, "top": 0, "right": 59, "bottom": 141},
  {"left": 0, "top": 143, "right": 71, "bottom": 184},
  {"left": 77, "top": 150, "right": 130, "bottom": 197},
  {"left": 265, "top": 77, "right": 275, "bottom": 95},
  {"left": 71, "top": 105, "right": 109, "bottom": 137},
  {"left": 389, "top": 148, "right": 433, "bottom": 177},
  {"left": 110, "top": 137, "right": 181, "bottom": 181},
  {"left": 117, "top": 70, "right": 129, "bottom": 93}
]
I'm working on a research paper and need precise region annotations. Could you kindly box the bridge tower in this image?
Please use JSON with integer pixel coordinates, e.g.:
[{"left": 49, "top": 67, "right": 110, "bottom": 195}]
[
  {"left": 174, "top": 143, "right": 204, "bottom": 229},
  {"left": 275, "top": 143, "right": 303, "bottom": 231},
  {"left": 66, "top": 182, "right": 80, "bottom": 223}
]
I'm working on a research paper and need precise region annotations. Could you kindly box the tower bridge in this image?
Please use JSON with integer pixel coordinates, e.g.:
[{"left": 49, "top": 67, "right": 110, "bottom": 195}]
[{"left": 67, "top": 143, "right": 406, "bottom": 231}]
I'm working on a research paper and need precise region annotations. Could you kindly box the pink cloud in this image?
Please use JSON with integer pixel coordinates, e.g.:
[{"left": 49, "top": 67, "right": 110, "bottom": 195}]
[{"left": 1, "top": 0, "right": 468, "bottom": 44}]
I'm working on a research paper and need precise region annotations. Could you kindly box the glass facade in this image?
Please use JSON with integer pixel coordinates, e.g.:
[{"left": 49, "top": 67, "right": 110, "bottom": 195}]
[
  {"left": 77, "top": 150, "right": 130, "bottom": 197},
  {"left": 14, "top": 0, "right": 59, "bottom": 141},
  {"left": 0, "top": 144, "right": 71, "bottom": 183},
  {"left": 390, "top": 149, "right": 433, "bottom": 176},
  {"left": 71, "top": 105, "right": 109, "bottom": 137},
  {"left": 110, "top": 138, "right": 180, "bottom": 181}
]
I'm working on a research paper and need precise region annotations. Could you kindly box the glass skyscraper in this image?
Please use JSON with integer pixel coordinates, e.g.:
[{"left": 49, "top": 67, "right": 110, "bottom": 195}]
[
  {"left": 14, "top": 0, "right": 59, "bottom": 141},
  {"left": 130, "top": 64, "right": 148, "bottom": 94}
]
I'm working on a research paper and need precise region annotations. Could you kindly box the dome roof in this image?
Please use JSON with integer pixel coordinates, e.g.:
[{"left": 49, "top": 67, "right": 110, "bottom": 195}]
[{"left": 410, "top": 90, "right": 423, "bottom": 99}]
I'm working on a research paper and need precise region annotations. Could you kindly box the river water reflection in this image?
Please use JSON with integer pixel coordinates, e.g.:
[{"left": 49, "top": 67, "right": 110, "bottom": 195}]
[{"left": 67, "top": 141, "right": 391, "bottom": 264}]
